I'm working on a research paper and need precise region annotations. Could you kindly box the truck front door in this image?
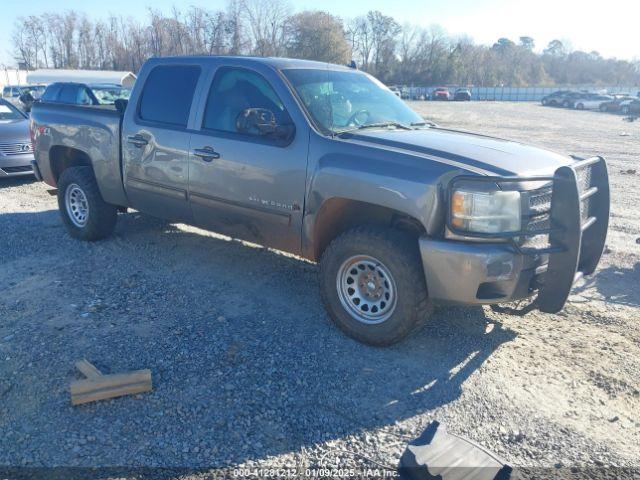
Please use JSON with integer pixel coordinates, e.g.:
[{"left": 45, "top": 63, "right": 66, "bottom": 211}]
[
  {"left": 188, "top": 65, "right": 309, "bottom": 254},
  {"left": 122, "top": 63, "right": 203, "bottom": 222}
]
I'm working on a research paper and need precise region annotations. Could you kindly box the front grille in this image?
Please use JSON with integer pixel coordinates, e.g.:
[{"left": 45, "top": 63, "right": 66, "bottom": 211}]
[
  {"left": 576, "top": 166, "right": 592, "bottom": 192},
  {"left": 581, "top": 197, "right": 591, "bottom": 222},
  {"left": 521, "top": 186, "right": 553, "bottom": 250},
  {"left": 0, "top": 142, "right": 34, "bottom": 156},
  {"left": 526, "top": 213, "right": 550, "bottom": 232},
  {"left": 1, "top": 165, "right": 32, "bottom": 174},
  {"left": 527, "top": 187, "right": 552, "bottom": 218},
  {"left": 577, "top": 167, "right": 594, "bottom": 222}
]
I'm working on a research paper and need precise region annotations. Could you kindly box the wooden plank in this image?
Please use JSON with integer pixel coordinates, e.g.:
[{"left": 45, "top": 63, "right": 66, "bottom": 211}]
[
  {"left": 70, "top": 369, "right": 152, "bottom": 405},
  {"left": 74, "top": 359, "right": 103, "bottom": 378}
]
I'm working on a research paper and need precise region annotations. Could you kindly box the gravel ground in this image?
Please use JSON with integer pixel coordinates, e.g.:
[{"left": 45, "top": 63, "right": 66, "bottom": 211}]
[{"left": 0, "top": 102, "right": 638, "bottom": 476}]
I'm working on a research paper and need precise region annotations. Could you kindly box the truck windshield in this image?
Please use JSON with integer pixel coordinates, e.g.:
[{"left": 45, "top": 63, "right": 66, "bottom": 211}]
[
  {"left": 282, "top": 68, "right": 423, "bottom": 134},
  {"left": 0, "top": 101, "right": 25, "bottom": 121}
]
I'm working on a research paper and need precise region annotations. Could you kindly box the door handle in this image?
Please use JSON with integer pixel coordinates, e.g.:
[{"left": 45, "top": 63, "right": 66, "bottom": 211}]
[
  {"left": 127, "top": 134, "right": 148, "bottom": 147},
  {"left": 193, "top": 146, "right": 221, "bottom": 162}
]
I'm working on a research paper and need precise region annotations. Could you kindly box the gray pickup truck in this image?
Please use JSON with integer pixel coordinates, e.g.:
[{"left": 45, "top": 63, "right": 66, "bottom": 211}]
[{"left": 30, "top": 56, "right": 610, "bottom": 346}]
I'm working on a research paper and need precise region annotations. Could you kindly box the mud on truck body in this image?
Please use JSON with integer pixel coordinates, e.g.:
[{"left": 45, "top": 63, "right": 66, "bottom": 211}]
[{"left": 30, "top": 56, "right": 610, "bottom": 345}]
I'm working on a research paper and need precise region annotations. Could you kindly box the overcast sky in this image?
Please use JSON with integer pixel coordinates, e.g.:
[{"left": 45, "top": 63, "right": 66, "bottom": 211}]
[{"left": 1, "top": 0, "right": 638, "bottom": 67}]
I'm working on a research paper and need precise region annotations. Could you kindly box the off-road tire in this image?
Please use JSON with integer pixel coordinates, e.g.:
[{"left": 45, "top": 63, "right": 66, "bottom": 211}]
[
  {"left": 319, "top": 226, "right": 432, "bottom": 346},
  {"left": 57, "top": 166, "right": 117, "bottom": 241}
]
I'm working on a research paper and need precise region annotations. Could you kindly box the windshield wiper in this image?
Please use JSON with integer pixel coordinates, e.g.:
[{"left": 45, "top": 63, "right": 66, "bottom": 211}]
[
  {"left": 411, "top": 121, "right": 437, "bottom": 128},
  {"left": 335, "top": 121, "right": 413, "bottom": 136}
]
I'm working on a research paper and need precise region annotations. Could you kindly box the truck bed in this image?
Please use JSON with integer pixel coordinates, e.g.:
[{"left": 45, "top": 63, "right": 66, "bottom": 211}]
[{"left": 31, "top": 101, "right": 128, "bottom": 206}]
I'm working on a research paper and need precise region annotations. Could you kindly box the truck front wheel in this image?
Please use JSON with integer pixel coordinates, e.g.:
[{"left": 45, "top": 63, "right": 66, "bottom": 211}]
[
  {"left": 57, "top": 167, "right": 117, "bottom": 241},
  {"left": 319, "top": 226, "right": 432, "bottom": 346}
]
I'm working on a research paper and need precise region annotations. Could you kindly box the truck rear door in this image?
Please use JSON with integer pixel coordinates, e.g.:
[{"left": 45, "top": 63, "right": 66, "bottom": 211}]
[
  {"left": 187, "top": 63, "right": 309, "bottom": 254},
  {"left": 121, "top": 63, "right": 204, "bottom": 222}
]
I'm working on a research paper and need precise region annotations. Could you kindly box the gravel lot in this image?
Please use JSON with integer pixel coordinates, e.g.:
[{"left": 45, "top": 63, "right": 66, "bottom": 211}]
[{"left": 0, "top": 102, "right": 638, "bottom": 475}]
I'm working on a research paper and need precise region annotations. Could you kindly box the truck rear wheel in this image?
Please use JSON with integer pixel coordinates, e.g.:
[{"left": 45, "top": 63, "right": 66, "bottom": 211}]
[
  {"left": 57, "top": 167, "right": 117, "bottom": 241},
  {"left": 319, "top": 226, "right": 432, "bottom": 346}
]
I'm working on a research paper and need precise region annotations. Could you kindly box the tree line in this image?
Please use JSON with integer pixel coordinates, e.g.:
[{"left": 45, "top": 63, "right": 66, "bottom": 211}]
[{"left": 11, "top": 0, "right": 640, "bottom": 87}]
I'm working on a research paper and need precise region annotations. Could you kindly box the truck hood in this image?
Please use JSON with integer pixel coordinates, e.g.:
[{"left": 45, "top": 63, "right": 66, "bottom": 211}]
[
  {"left": 346, "top": 127, "right": 573, "bottom": 176},
  {"left": 0, "top": 119, "right": 30, "bottom": 143}
]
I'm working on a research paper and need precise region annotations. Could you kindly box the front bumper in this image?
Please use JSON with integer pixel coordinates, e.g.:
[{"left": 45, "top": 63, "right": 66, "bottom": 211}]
[
  {"left": 0, "top": 154, "right": 35, "bottom": 177},
  {"left": 420, "top": 156, "right": 610, "bottom": 311},
  {"left": 419, "top": 238, "right": 540, "bottom": 305}
]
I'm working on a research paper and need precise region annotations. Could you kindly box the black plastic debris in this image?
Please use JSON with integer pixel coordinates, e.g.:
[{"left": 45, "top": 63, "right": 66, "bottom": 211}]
[{"left": 399, "top": 421, "right": 513, "bottom": 480}]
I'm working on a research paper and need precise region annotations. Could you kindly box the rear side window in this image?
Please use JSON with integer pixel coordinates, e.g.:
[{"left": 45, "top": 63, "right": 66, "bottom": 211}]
[
  {"left": 59, "top": 85, "right": 79, "bottom": 104},
  {"left": 42, "top": 84, "right": 62, "bottom": 102},
  {"left": 138, "top": 65, "right": 201, "bottom": 127}
]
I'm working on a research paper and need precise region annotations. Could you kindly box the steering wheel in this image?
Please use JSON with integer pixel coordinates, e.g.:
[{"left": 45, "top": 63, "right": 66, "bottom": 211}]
[{"left": 347, "top": 109, "right": 370, "bottom": 127}]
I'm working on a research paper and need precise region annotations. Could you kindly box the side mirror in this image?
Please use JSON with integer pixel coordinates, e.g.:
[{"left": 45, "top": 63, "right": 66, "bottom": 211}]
[
  {"left": 114, "top": 98, "right": 128, "bottom": 115},
  {"left": 236, "top": 108, "right": 294, "bottom": 141}
]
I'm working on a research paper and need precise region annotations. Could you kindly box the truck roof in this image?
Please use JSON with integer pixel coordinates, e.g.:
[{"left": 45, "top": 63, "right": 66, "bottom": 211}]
[{"left": 149, "top": 55, "right": 355, "bottom": 72}]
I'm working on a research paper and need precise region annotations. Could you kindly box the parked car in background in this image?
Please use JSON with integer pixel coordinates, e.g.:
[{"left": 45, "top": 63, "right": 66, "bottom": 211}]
[
  {"left": 0, "top": 98, "right": 34, "bottom": 178},
  {"left": 431, "top": 87, "right": 451, "bottom": 100},
  {"left": 453, "top": 88, "right": 472, "bottom": 101},
  {"left": 598, "top": 94, "right": 635, "bottom": 112},
  {"left": 573, "top": 94, "right": 613, "bottom": 111},
  {"left": 620, "top": 98, "right": 640, "bottom": 115},
  {"left": 31, "top": 56, "right": 610, "bottom": 346},
  {"left": 388, "top": 87, "right": 402, "bottom": 98},
  {"left": 90, "top": 84, "right": 132, "bottom": 104},
  {"left": 541, "top": 90, "right": 574, "bottom": 106},
  {"left": 559, "top": 91, "right": 588, "bottom": 108},
  {"left": 41, "top": 82, "right": 101, "bottom": 106},
  {"left": 41, "top": 82, "right": 131, "bottom": 106},
  {"left": 1, "top": 85, "right": 46, "bottom": 112}
]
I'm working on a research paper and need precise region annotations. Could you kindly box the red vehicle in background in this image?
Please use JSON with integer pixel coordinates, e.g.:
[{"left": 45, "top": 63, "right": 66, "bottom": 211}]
[{"left": 431, "top": 87, "right": 451, "bottom": 100}]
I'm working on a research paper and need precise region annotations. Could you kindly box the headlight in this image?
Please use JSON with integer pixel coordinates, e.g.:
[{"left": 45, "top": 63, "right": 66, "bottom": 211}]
[{"left": 451, "top": 189, "right": 521, "bottom": 234}]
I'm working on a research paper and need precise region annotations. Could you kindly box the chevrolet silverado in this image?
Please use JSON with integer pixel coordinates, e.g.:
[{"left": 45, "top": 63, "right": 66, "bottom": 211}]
[{"left": 30, "top": 56, "right": 610, "bottom": 346}]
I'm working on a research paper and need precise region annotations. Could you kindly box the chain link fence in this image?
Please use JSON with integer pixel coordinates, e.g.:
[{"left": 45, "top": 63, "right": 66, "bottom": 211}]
[{"left": 401, "top": 85, "right": 640, "bottom": 101}]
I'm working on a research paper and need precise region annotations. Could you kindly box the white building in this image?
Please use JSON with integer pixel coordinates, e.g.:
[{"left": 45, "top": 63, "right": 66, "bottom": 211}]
[{"left": 26, "top": 69, "right": 137, "bottom": 88}]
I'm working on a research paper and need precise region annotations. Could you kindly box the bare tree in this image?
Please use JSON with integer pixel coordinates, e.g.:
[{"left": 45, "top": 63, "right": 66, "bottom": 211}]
[
  {"left": 9, "top": 7, "right": 640, "bottom": 87},
  {"left": 286, "top": 11, "right": 350, "bottom": 64},
  {"left": 347, "top": 16, "right": 373, "bottom": 69},
  {"left": 241, "top": 0, "right": 290, "bottom": 57},
  {"left": 226, "top": 0, "right": 247, "bottom": 55}
]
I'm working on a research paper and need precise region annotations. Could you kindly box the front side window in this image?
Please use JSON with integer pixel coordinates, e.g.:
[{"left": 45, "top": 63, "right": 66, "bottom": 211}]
[
  {"left": 283, "top": 68, "right": 422, "bottom": 134},
  {"left": 139, "top": 65, "right": 201, "bottom": 127},
  {"left": 202, "top": 67, "right": 287, "bottom": 135}
]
